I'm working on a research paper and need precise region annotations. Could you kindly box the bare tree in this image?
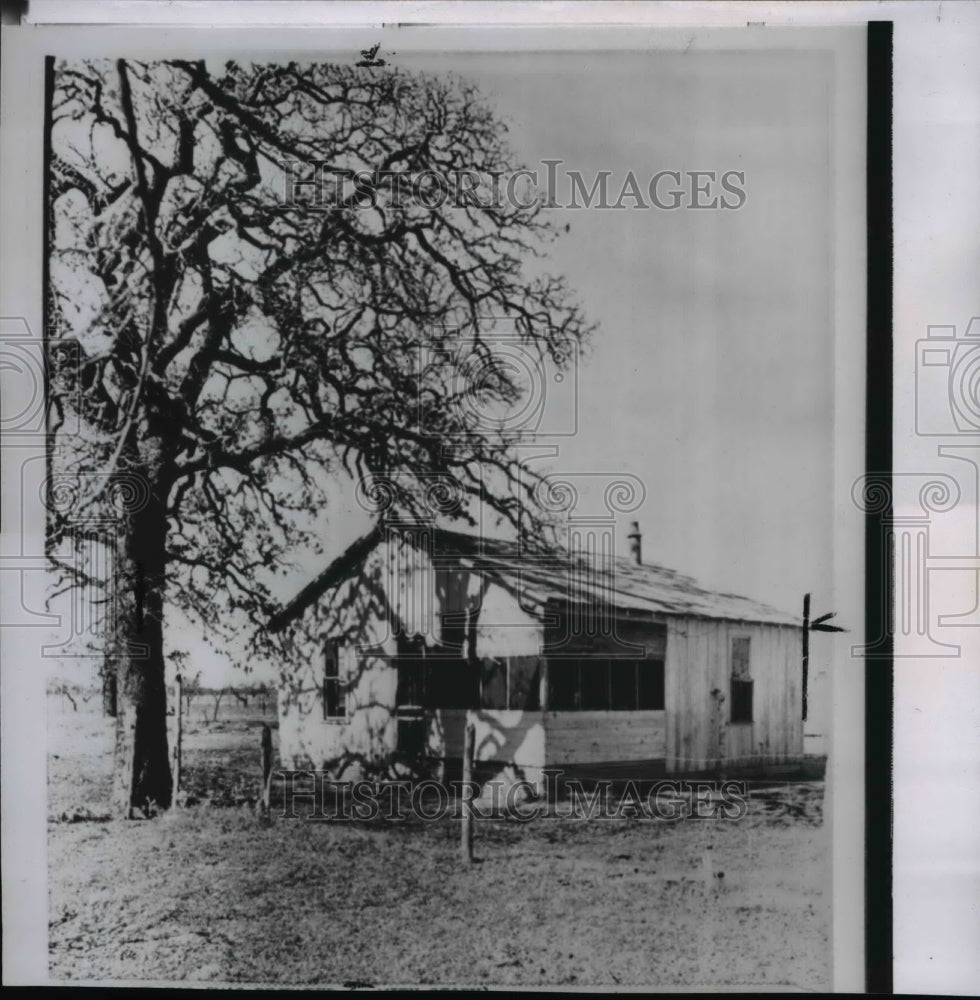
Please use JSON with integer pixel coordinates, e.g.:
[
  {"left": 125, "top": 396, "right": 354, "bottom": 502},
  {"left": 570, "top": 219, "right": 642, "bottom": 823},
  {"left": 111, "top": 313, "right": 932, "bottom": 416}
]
[
  {"left": 47, "top": 58, "right": 592, "bottom": 815},
  {"left": 52, "top": 680, "right": 78, "bottom": 713},
  {"left": 209, "top": 686, "right": 226, "bottom": 723},
  {"left": 252, "top": 682, "right": 271, "bottom": 715},
  {"left": 182, "top": 670, "right": 203, "bottom": 719}
]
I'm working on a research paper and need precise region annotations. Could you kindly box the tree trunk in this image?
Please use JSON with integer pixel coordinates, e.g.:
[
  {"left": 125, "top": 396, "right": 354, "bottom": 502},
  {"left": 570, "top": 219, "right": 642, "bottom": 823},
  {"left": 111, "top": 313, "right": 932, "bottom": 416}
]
[{"left": 111, "top": 476, "right": 173, "bottom": 817}]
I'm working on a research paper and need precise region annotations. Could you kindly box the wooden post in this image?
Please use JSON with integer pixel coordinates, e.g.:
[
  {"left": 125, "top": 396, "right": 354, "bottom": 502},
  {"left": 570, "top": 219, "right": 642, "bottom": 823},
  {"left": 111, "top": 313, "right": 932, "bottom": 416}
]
[
  {"left": 173, "top": 674, "right": 183, "bottom": 795},
  {"left": 460, "top": 719, "right": 475, "bottom": 864},
  {"left": 538, "top": 655, "right": 548, "bottom": 713},
  {"left": 802, "top": 593, "right": 810, "bottom": 722},
  {"left": 801, "top": 597, "right": 844, "bottom": 728},
  {"left": 260, "top": 723, "right": 273, "bottom": 815},
  {"left": 102, "top": 662, "right": 118, "bottom": 717}
]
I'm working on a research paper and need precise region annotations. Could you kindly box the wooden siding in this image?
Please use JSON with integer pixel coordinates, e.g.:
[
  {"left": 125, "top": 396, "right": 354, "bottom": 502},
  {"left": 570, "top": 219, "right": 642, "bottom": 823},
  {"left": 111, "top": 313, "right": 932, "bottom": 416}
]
[
  {"left": 278, "top": 533, "right": 803, "bottom": 779},
  {"left": 278, "top": 537, "right": 545, "bottom": 776},
  {"left": 543, "top": 614, "right": 667, "bottom": 659},
  {"left": 545, "top": 711, "right": 667, "bottom": 765},
  {"left": 428, "top": 708, "right": 545, "bottom": 770},
  {"left": 665, "top": 617, "right": 803, "bottom": 772},
  {"left": 380, "top": 531, "right": 544, "bottom": 655},
  {"left": 278, "top": 642, "right": 400, "bottom": 777},
  {"left": 271, "top": 525, "right": 801, "bottom": 633}
]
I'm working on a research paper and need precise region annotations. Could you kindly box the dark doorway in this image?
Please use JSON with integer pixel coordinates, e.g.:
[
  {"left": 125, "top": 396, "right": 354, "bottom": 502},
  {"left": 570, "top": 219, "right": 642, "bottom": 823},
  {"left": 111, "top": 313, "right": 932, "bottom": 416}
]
[{"left": 395, "top": 634, "right": 427, "bottom": 757}]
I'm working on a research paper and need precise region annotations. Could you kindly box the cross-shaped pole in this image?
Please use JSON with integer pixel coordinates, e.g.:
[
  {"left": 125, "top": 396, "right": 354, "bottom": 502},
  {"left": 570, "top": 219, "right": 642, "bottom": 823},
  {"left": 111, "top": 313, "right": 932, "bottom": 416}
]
[{"left": 802, "top": 592, "right": 846, "bottom": 722}]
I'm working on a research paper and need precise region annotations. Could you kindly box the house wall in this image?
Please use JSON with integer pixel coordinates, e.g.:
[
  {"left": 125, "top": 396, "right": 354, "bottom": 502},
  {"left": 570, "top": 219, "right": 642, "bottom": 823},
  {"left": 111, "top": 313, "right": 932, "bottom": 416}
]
[
  {"left": 545, "top": 711, "right": 667, "bottom": 766},
  {"left": 278, "top": 533, "right": 547, "bottom": 778},
  {"left": 277, "top": 539, "right": 400, "bottom": 776},
  {"left": 279, "top": 536, "right": 803, "bottom": 780},
  {"left": 664, "top": 616, "right": 803, "bottom": 772},
  {"left": 542, "top": 613, "right": 666, "bottom": 659},
  {"left": 541, "top": 615, "right": 668, "bottom": 772},
  {"left": 279, "top": 641, "right": 403, "bottom": 777},
  {"left": 427, "top": 708, "right": 546, "bottom": 782}
]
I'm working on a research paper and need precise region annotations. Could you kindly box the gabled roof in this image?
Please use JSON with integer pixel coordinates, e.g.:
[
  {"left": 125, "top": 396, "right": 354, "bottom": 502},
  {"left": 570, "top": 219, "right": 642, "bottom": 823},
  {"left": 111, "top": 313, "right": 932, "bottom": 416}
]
[{"left": 268, "top": 524, "right": 802, "bottom": 632}]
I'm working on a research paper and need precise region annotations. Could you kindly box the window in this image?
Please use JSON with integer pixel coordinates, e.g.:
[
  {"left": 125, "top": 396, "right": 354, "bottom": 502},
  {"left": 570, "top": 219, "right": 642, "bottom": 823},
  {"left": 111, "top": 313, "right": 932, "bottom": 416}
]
[
  {"left": 637, "top": 660, "right": 665, "bottom": 710},
  {"left": 476, "top": 656, "right": 543, "bottom": 711},
  {"left": 480, "top": 657, "right": 508, "bottom": 709},
  {"left": 508, "top": 657, "right": 542, "bottom": 711},
  {"left": 322, "top": 642, "right": 346, "bottom": 720},
  {"left": 730, "top": 636, "right": 753, "bottom": 724},
  {"left": 396, "top": 634, "right": 482, "bottom": 710},
  {"left": 395, "top": 635, "right": 425, "bottom": 708},
  {"left": 425, "top": 658, "right": 479, "bottom": 710},
  {"left": 548, "top": 658, "right": 579, "bottom": 710},
  {"left": 547, "top": 657, "right": 665, "bottom": 711},
  {"left": 580, "top": 659, "right": 610, "bottom": 710},
  {"left": 610, "top": 659, "right": 637, "bottom": 709}
]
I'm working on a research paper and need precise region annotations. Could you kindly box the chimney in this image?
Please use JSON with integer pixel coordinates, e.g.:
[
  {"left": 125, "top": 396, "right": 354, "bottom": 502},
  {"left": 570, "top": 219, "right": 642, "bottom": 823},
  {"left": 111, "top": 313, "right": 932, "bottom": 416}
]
[{"left": 627, "top": 521, "right": 642, "bottom": 565}]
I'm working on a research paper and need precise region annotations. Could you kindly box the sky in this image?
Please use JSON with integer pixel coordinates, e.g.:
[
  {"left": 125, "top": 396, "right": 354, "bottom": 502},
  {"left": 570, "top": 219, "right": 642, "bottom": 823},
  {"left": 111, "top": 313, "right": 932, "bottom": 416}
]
[
  {"left": 53, "top": 46, "right": 842, "bottom": 695},
  {"left": 456, "top": 49, "right": 835, "bottom": 612},
  {"left": 227, "top": 46, "right": 835, "bottom": 689}
]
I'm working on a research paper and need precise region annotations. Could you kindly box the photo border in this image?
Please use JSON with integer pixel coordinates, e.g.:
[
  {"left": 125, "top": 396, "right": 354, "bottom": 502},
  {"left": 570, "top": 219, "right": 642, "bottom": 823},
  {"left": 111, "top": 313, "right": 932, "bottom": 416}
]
[{"left": 865, "top": 20, "right": 893, "bottom": 996}]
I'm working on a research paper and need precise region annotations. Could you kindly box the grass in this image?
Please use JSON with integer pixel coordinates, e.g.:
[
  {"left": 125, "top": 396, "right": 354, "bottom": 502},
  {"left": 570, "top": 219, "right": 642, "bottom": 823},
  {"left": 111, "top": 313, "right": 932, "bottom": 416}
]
[{"left": 47, "top": 700, "right": 830, "bottom": 987}]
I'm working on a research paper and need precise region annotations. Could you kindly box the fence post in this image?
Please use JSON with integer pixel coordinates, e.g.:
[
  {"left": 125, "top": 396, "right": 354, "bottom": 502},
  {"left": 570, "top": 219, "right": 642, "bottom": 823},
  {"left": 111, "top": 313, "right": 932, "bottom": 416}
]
[
  {"left": 174, "top": 674, "right": 183, "bottom": 795},
  {"left": 461, "top": 719, "right": 475, "bottom": 864},
  {"left": 802, "top": 592, "right": 810, "bottom": 722},
  {"left": 102, "top": 663, "right": 118, "bottom": 717},
  {"left": 260, "top": 723, "right": 273, "bottom": 815}
]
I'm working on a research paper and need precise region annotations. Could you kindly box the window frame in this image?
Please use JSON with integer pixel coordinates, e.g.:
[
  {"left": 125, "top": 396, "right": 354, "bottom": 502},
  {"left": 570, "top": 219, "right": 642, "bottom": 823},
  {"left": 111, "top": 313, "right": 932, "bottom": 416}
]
[
  {"left": 546, "top": 656, "right": 665, "bottom": 712},
  {"left": 424, "top": 655, "right": 480, "bottom": 710},
  {"left": 479, "top": 656, "right": 509, "bottom": 710},
  {"left": 505, "top": 656, "right": 542, "bottom": 712},
  {"left": 636, "top": 658, "right": 666, "bottom": 711},
  {"left": 477, "top": 656, "right": 543, "bottom": 712},
  {"left": 729, "top": 635, "right": 753, "bottom": 725},
  {"left": 322, "top": 640, "right": 347, "bottom": 722},
  {"left": 547, "top": 657, "right": 580, "bottom": 711}
]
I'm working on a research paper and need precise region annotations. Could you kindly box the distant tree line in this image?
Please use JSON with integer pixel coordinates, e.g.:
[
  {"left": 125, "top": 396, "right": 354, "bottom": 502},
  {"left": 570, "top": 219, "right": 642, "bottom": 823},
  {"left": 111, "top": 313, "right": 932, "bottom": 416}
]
[
  {"left": 53, "top": 669, "right": 274, "bottom": 720},
  {"left": 176, "top": 675, "right": 274, "bottom": 721}
]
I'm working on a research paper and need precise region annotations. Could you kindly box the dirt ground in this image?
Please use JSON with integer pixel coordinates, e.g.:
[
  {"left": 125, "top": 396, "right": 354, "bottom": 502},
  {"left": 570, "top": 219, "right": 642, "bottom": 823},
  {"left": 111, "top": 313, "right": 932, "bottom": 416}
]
[{"left": 47, "top": 701, "right": 831, "bottom": 988}]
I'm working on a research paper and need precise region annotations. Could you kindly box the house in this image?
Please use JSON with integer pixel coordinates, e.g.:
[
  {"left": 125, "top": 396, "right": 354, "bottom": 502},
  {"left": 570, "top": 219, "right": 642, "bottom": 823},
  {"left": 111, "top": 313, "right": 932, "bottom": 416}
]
[{"left": 268, "top": 520, "right": 806, "bottom": 788}]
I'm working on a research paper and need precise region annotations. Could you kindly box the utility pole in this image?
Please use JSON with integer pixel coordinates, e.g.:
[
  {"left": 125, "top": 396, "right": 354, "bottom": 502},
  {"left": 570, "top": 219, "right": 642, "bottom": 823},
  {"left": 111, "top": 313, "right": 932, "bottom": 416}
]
[
  {"left": 803, "top": 594, "right": 810, "bottom": 722},
  {"left": 802, "top": 592, "right": 846, "bottom": 722}
]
